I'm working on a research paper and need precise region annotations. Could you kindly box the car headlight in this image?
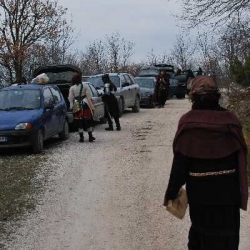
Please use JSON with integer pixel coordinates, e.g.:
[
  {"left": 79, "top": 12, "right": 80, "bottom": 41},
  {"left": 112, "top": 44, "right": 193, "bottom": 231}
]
[{"left": 15, "top": 123, "right": 32, "bottom": 130}]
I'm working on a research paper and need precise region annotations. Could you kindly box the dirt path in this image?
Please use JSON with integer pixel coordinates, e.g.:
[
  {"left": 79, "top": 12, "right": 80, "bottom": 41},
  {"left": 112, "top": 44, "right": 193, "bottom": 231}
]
[{"left": 5, "top": 99, "right": 250, "bottom": 250}]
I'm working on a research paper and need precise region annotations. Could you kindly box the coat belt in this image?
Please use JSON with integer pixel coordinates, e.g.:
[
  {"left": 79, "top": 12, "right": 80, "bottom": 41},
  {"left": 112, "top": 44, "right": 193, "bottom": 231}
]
[{"left": 189, "top": 169, "right": 236, "bottom": 177}]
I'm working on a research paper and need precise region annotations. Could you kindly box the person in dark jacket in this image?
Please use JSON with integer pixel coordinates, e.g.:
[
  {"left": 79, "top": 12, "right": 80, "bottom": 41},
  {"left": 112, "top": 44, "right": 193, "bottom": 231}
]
[
  {"left": 197, "top": 67, "right": 203, "bottom": 76},
  {"left": 164, "top": 76, "right": 248, "bottom": 250},
  {"left": 155, "top": 71, "right": 170, "bottom": 108},
  {"left": 102, "top": 74, "right": 121, "bottom": 131}
]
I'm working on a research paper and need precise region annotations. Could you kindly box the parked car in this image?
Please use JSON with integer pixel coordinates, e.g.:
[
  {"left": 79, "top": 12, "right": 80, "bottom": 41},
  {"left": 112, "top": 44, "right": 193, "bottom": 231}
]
[
  {"left": 173, "top": 74, "right": 188, "bottom": 99},
  {"left": 169, "top": 77, "right": 179, "bottom": 98},
  {"left": 87, "top": 73, "right": 141, "bottom": 115},
  {"left": 83, "top": 82, "right": 106, "bottom": 123},
  {"left": 138, "top": 64, "right": 175, "bottom": 78},
  {"left": 0, "top": 84, "right": 69, "bottom": 153},
  {"left": 135, "top": 77, "right": 155, "bottom": 108},
  {"left": 33, "top": 65, "right": 106, "bottom": 124},
  {"left": 138, "top": 64, "right": 186, "bottom": 99}
]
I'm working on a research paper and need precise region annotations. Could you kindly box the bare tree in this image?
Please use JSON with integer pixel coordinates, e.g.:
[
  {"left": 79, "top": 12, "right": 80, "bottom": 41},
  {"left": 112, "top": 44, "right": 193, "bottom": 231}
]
[
  {"left": 80, "top": 40, "right": 107, "bottom": 75},
  {"left": 180, "top": 0, "right": 250, "bottom": 27},
  {"left": 0, "top": 0, "right": 69, "bottom": 83},
  {"left": 106, "top": 32, "right": 135, "bottom": 72},
  {"left": 145, "top": 49, "right": 171, "bottom": 65},
  {"left": 170, "top": 34, "right": 196, "bottom": 70}
]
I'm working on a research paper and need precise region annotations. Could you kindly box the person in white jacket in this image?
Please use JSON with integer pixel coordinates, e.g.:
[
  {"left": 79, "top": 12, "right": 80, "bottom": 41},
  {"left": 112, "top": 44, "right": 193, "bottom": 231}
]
[{"left": 68, "top": 74, "right": 95, "bottom": 142}]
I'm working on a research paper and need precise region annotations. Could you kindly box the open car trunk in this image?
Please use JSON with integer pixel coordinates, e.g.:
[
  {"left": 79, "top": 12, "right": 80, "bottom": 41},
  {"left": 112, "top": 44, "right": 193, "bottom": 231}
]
[{"left": 33, "top": 65, "right": 82, "bottom": 110}]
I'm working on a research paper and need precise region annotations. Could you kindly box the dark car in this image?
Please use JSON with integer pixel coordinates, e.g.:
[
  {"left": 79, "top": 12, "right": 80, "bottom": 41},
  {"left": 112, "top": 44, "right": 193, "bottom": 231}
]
[
  {"left": 0, "top": 84, "right": 69, "bottom": 153},
  {"left": 173, "top": 74, "right": 188, "bottom": 99},
  {"left": 135, "top": 77, "right": 155, "bottom": 108},
  {"left": 33, "top": 65, "right": 106, "bottom": 124},
  {"left": 138, "top": 64, "right": 186, "bottom": 99},
  {"left": 139, "top": 64, "right": 175, "bottom": 78}
]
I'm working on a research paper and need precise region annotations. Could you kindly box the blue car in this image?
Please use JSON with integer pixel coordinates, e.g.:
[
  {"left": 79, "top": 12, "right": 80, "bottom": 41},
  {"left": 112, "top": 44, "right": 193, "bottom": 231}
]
[{"left": 0, "top": 84, "right": 69, "bottom": 153}]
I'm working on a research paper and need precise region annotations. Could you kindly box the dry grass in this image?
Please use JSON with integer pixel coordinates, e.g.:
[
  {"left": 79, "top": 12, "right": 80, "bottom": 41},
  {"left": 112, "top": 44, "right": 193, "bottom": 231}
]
[
  {"left": 227, "top": 90, "right": 250, "bottom": 181},
  {"left": 0, "top": 151, "right": 48, "bottom": 242}
]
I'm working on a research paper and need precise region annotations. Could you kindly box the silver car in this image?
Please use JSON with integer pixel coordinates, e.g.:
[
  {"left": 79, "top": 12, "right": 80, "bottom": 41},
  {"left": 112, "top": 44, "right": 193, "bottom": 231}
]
[{"left": 88, "top": 73, "right": 141, "bottom": 115}]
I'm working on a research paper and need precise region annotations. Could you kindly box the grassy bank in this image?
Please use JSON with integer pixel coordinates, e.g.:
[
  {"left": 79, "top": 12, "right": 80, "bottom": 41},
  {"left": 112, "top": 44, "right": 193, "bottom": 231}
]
[
  {"left": 0, "top": 151, "right": 48, "bottom": 243},
  {"left": 226, "top": 90, "right": 250, "bottom": 182}
]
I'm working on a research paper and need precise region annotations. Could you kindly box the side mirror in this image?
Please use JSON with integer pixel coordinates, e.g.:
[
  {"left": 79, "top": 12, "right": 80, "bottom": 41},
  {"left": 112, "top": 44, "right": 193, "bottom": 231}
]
[
  {"left": 122, "top": 82, "right": 129, "bottom": 87},
  {"left": 44, "top": 102, "right": 54, "bottom": 109}
]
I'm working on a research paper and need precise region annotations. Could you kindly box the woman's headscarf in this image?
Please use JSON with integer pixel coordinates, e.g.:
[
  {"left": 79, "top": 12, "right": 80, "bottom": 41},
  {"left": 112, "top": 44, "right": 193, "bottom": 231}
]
[
  {"left": 72, "top": 74, "right": 81, "bottom": 85},
  {"left": 190, "top": 75, "right": 217, "bottom": 96}
]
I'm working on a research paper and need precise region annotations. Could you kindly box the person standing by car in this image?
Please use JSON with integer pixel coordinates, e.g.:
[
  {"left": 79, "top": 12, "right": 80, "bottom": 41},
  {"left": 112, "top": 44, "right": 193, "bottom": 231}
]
[
  {"left": 102, "top": 74, "right": 121, "bottom": 131},
  {"left": 155, "top": 71, "right": 170, "bottom": 108},
  {"left": 197, "top": 67, "right": 203, "bottom": 76},
  {"left": 68, "top": 74, "right": 96, "bottom": 142},
  {"left": 186, "top": 69, "right": 195, "bottom": 94},
  {"left": 164, "top": 76, "right": 248, "bottom": 250},
  {"left": 175, "top": 68, "right": 182, "bottom": 76}
]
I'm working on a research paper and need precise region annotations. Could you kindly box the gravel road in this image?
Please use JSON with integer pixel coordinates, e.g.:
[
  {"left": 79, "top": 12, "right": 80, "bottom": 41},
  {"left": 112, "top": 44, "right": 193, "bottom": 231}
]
[{"left": 5, "top": 99, "right": 250, "bottom": 250}]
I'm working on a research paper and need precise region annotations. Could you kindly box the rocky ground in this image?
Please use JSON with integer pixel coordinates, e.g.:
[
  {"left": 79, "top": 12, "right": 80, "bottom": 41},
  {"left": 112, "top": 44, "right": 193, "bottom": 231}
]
[{"left": 1, "top": 98, "right": 250, "bottom": 250}]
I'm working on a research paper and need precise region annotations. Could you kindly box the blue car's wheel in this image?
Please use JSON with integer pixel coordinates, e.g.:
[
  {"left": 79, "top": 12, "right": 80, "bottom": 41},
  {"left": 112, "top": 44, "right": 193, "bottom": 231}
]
[
  {"left": 59, "top": 120, "right": 69, "bottom": 140},
  {"left": 32, "top": 129, "right": 44, "bottom": 154}
]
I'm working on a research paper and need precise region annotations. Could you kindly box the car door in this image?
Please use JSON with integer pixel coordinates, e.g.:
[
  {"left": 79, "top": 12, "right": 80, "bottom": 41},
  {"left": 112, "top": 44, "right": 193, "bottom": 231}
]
[
  {"left": 120, "top": 74, "right": 130, "bottom": 107},
  {"left": 123, "top": 74, "right": 134, "bottom": 106},
  {"left": 49, "top": 86, "right": 65, "bottom": 132},
  {"left": 128, "top": 74, "right": 139, "bottom": 104},
  {"left": 88, "top": 83, "right": 105, "bottom": 120},
  {"left": 42, "top": 87, "right": 56, "bottom": 137}
]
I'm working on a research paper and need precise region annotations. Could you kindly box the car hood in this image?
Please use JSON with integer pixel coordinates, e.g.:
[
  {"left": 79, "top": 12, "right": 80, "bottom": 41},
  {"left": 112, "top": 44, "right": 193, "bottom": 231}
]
[
  {"left": 140, "top": 87, "right": 154, "bottom": 94},
  {"left": 0, "top": 110, "right": 42, "bottom": 130}
]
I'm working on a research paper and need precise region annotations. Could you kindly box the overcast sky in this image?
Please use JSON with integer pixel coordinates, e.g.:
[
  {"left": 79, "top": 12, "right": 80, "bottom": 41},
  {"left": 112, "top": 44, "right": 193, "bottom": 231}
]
[{"left": 57, "top": 0, "right": 183, "bottom": 62}]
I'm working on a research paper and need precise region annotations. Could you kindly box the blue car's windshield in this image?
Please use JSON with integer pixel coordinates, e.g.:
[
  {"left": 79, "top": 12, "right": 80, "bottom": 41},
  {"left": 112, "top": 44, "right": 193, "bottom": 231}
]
[
  {"left": 135, "top": 78, "right": 155, "bottom": 89},
  {"left": 88, "top": 76, "right": 120, "bottom": 88},
  {"left": 139, "top": 69, "right": 159, "bottom": 77},
  {"left": 0, "top": 89, "right": 41, "bottom": 110}
]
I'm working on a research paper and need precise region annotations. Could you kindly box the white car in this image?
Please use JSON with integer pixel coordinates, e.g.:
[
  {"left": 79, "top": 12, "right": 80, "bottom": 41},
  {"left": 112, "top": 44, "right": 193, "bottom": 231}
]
[{"left": 88, "top": 73, "right": 141, "bottom": 115}]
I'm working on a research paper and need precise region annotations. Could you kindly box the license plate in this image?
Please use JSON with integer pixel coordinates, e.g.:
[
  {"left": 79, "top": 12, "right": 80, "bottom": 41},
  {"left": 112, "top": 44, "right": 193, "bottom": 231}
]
[{"left": 0, "top": 136, "right": 7, "bottom": 142}]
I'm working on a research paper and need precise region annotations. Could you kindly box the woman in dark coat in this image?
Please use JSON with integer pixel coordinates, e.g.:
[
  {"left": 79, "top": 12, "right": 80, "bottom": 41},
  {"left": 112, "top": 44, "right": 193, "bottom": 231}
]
[
  {"left": 102, "top": 74, "right": 121, "bottom": 131},
  {"left": 164, "top": 76, "right": 248, "bottom": 250},
  {"left": 155, "top": 71, "right": 170, "bottom": 108}
]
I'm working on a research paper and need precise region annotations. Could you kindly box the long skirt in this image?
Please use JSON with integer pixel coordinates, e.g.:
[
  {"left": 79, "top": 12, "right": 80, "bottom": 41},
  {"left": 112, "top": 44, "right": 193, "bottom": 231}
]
[
  {"left": 188, "top": 205, "right": 240, "bottom": 250},
  {"left": 74, "top": 104, "right": 94, "bottom": 131}
]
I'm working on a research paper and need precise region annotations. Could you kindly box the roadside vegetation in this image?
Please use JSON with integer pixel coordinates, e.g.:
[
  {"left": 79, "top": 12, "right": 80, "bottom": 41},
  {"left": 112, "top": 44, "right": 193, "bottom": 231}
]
[
  {"left": 0, "top": 151, "right": 49, "bottom": 244},
  {"left": 226, "top": 90, "right": 250, "bottom": 181}
]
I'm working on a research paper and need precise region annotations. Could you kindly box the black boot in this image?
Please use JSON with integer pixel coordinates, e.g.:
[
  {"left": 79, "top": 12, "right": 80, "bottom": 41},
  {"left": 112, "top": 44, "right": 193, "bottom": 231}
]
[
  {"left": 79, "top": 132, "right": 84, "bottom": 143},
  {"left": 106, "top": 113, "right": 114, "bottom": 131},
  {"left": 105, "top": 126, "right": 114, "bottom": 131},
  {"left": 114, "top": 117, "right": 121, "bottom": 131},
  {"left": 88, "top": 132, "right": 95, "bottom": 142}
]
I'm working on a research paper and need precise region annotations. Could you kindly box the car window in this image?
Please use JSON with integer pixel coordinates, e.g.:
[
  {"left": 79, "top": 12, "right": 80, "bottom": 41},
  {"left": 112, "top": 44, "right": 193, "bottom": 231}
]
[
  {"left": 88, "top": 75, "right": 120, "bottom": 88},
  {"left": 84, "top": 84, "right": 93, "bottom": 97},
  {"left": 89, "top": 84, "right": 99, "bottom": 97},
  {"left": 43, "top": 88, "right": 54, "bottom": 105},
  {"left": 0, "top": 89, "right": 41, "bottom": 110},
  {"left": 135, "top": 78, "right": 155, "bottom": 89},
  {"left": 44, "top": 71, "right": 77, "bottom": 84},
  {"left": 119, "top": 75, "right": 126, "bottom": 86},
  {"left": 139, "top": 68, "right": 159, "bottom": 77},
  {"left": 128, "top": 74, "right": 135, "bottom": 85},
  {"left": 49, "top": 87, "right": 61, "bottom": 105},
  {"left": 123, "top": 74, "right": 132, "bottom": 85}
]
